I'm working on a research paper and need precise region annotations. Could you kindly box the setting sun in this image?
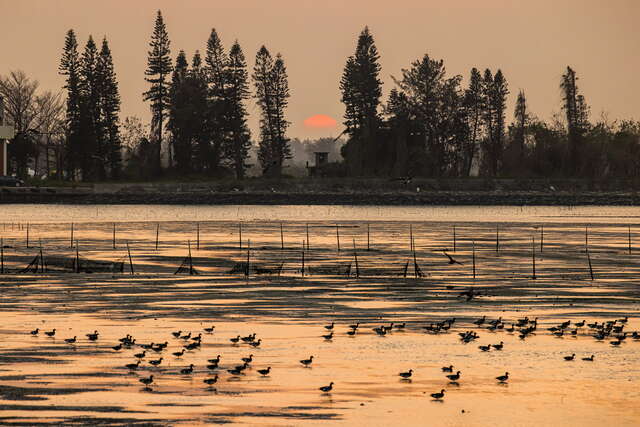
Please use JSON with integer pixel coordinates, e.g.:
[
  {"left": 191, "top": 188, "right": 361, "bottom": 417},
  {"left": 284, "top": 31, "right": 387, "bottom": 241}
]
[{"left": 303, "top": 114, "right": 337, "bottom": 129}]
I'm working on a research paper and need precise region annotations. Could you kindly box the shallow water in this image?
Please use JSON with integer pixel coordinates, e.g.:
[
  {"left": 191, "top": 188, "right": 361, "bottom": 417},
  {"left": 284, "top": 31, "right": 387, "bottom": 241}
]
[{"left": 0, "top": 205, "right": 639, "bottom": 426}]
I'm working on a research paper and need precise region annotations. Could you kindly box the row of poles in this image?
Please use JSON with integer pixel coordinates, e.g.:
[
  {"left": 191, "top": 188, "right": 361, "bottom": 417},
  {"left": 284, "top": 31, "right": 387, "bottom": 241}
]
[
  {"left": 1, "top": 222, "right": 632, "bottom": 280},
  {"left": 7, "top": 222, "right": 635, "bottom": 255}
]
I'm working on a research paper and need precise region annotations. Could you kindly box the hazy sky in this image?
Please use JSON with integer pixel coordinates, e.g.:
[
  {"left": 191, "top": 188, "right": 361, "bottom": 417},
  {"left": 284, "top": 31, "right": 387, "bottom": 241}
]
[{"left": 1, "top": 1, "right": 638, "bottom": 139}]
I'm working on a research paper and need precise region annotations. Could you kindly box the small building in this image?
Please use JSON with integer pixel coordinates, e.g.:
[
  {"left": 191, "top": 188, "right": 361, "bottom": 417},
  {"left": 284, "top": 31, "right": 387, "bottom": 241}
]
[{"left": 306, "top": 151, "right": 330, "bottom": 177}]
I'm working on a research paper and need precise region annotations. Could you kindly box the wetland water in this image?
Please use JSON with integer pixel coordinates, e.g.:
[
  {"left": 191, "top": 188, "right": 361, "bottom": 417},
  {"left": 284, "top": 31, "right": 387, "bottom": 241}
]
[{"left": 0, "top": 205, "right": 639, "bottom": 426}]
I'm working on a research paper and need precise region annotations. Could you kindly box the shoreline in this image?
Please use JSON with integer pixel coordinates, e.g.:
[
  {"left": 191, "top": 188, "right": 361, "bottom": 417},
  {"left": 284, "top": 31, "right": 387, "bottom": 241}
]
[{"left": 0, "top": 189, "right": 638, "bottom": 205}]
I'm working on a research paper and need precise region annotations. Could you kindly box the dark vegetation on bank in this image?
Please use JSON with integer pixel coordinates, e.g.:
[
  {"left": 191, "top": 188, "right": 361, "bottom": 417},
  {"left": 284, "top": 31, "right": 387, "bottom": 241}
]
[{"left": 2, "top": 178, "right": 639, "bottom": 205}]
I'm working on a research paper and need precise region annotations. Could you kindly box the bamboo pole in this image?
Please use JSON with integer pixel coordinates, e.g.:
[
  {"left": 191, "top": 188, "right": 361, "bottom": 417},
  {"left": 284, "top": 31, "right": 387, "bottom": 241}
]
[
  {"left": 532, "top": 236, "right": 536, "bottom": 280},
  {"left": 628, "top": 226, "right": 632, "bottom": 255},
  {"left": 155, "top": 223, "right": 159, "bottom": 251},
  {"left": 196, "top": 222, "right": 200, "bottom": 251},
  {"left": 587, "top": 247, "right": 594, "bottom": 281},
  {"left": 188, "top": 240, "right": 193, "bottom": 274},
  {"left": 245, "top": 239, "right": 250, "bottom": 277},
  {"left": 336, "top": 224, "right": 340, "bottom": 252},
  {"left": 495, "top": 224, "right": 499, "bottom": 254},
  {"left": 353, "top": 239, "right": 360, "bottom": 278},
  {"left": 453, "top": 225, "right": 456, "bottom": 252},
  {"left": 39, "top": 239, "right": 44, "bottom": 273},
  {"left": 280, "top": 223, "right": 284, "bottom": 250},
  {"left": 70, "top": 223, "right": 74, "bottom": 248},
  {"left": 112, "top": 223, "right": 116, "bottom": 250},
  {"left": 409, "top": 224, "right": 414, "bottom": 252},
  {"left": 126, "top": 241, "right": 134, "bottom": 275},
  {"left": 367, "top": 223, "right": 370, "bottom": 251},
  {"left": 540, "top": 225, "right": 544, "bottom": 253},
  {"left": 75, "top": 240, "right": 80, "bottom": 273},
  {"left": 26, "top": 222, "right": 29, "bottom": 249},
  {"left": 306, "top": 223, "right": 310, "bottom": 251},
  {"left": 472, "top": 240, "right": 476, "bottom": 281},
  {"left": 301, "top": 240, "right": 305, "bottom": 277},
  {"left": 585, "top": 226, "right": 589, "bottom": 252},
  {"left": 239, "top": 223, "right": 243, "bottom": 250}
]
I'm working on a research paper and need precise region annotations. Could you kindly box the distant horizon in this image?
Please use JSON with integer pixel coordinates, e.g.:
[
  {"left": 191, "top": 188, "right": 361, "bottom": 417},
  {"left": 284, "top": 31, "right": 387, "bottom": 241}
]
[{"left": 1, "top": 0, "right": 639, "bottom": 140}]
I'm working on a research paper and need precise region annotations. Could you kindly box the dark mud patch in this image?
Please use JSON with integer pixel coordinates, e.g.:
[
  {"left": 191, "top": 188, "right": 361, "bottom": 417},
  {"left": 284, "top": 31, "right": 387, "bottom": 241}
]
[
  {"left": 0, "top": 385, "right": 109, "bottom": 401},
  {"left": 0, "top": 416, "right": 170, "bottom": 426}
]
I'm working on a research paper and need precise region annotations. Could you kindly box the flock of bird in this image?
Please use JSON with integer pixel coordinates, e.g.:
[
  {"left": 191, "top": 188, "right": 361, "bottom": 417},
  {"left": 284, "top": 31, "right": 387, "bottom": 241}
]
[{"left": 26, "top": 314, "right": 637, "bottom": 400}]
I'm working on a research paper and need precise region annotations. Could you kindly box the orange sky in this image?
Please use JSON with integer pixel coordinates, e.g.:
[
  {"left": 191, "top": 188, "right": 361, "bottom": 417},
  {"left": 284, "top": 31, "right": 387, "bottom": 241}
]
[{"left": 1, "top": 0, "right": 638, "bottom": 139}]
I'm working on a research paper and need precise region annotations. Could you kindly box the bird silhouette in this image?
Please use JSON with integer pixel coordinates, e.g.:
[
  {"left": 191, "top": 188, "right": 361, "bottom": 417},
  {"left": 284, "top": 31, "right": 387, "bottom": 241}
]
[
  {"left": 430, "top": 389, "right": 445, "bottom": 399},
  {"left": 319, "top": 382, "right": 334, "bottom": 392}
]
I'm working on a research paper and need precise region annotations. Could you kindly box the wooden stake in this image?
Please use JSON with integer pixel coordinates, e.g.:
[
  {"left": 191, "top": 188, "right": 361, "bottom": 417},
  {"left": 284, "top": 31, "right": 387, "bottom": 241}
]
[
  {"left": 453, "top": 225, "right": 456, "bottom": 252},
  {"left": 409, "top": 224, "right": 414, "bottom": 252},
  {"left": 39, "top": 239, "right": 44, "bottom": 273},
  {"left": 587, "top": 247, "right": 594, "bottom": 281},
  {"left": 245, "top": 239, "right": 250, "bottom": 277},
  {"left": 75, "top": 240, "right": 80, "bottom": 273},
  {"left": 367, "top": 223, "right": 370, "bottom": 251},
  {"left": 306, "top": 223, "right": 310, "bottom": 251},
  {"left": 112, "top": 223, "right": 116, "bottom": 250},
  {"left": 280, "top": 223, "right": 284, "bottom": 250},
  {"left": 26, "top": 222, "right": 29, "bottom": 249},
  {"left": 353, "top": 239, "right": 360, "bottom": 278},
  {"left": 196, "top": 222, "right": 200, "bottom": 251},
  {"left": 239, "top": 223, "right": 243, "bottom": 250},
  {"left": 628, "top": 226, "right": 632, "bottom": 255},
  {"left": 155, "top": 223, "right": 159, "bottom": 250},
  {"left": 585, "top": 226, "right": 589, "bottom": 252},
  {"left": 188, "top": 240, "right": 193, "bottom": 274},
  {"left": 532, "top": 236, "right": 536, "bottom": 280},
  {"left": 126, "top": 241, "right": 134, "bottom": 275},
  {"left": 1, "top": 237, "right": 4, "bottom": 274},
  {"left": 336, "top": 224, "right": 340, "bottom": 252},
  {"left": 70, "top": 223, "right": 74, "bottom": 248},
  {"left": 540, "top": 225, "right": 544, "bottom": 253},
  {"left": 495, "top": 224, "right": 499, "bottom": 254},
  {"left": 301, "top": 240, "right": 305, "bottom": 277},
  {"left": 413, "top": 248, "right": 418, "bottom": 279},
  {"left": 472, "top": 240, "right": 476, "bottom": 281}
]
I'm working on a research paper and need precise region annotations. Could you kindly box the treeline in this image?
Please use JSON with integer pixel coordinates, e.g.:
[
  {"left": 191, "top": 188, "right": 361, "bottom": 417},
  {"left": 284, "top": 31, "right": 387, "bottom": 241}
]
[
  {"left": 59, "top": 31, "right": 121, "bottom": 180},
  {"left": 140, "top": 11, "right": 290, "bottom": 179},
  {"left": 339, "top": 27, "right": 640, "bottom": 179},
  {"left": 3, "top": 16, "right": 639, "bottom": 182}
]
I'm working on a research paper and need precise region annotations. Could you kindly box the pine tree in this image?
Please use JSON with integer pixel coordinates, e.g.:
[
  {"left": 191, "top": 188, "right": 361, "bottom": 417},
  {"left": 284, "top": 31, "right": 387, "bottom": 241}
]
[
  {"left": 253, "top": 47, "right": 291, "bottom": 177},
  {"left": 97, "top": 37, "right": 122, "bottom": 179},
  {"left": 143, "top": 10, "right": 172, "bottom": 174},
  {"left": 339, "top": 27, "right": 382, "bottom": 175},
  {"left": 59, "top": 29, "right": 82, "bottom": 180},
  {"left": 462, "top": 68, "right": 484, "bottom": 176},
  {"left": 513, "top": 90, "right": 528, "bottom": 160},
  {"left": 79, "top": 35, "right": 100, "bottom": 180},
  {"left": 189, "top": 50, "right": 209, "bottom": 173},
  {"left": 480, "top": 69, "right": 508, "bottom": 176},
  {"left": 167, "top": 50, "right": 191, "bottom": 172},
  {"left": 561, "top": 66, "right": 590, "bottom": 175},
  {"left": 223, "top": 41, "right": 251, "bottom": 179},
  {"left": 204, "top": 28, "right": 228, "bottom": 174}
]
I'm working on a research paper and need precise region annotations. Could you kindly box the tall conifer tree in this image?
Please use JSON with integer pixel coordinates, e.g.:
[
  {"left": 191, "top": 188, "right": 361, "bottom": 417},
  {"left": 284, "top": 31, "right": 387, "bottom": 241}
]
[
  {"left": 143, "top": 10, "right": 172, "bottom": 173},
  {"left": 339, "top": 27, "right": 382, "bottom": 175},
  {"left": 224, "top": 41, "right": 251, "bottom": 179},
  {"left": 59, "top": 29, "right": 82, "bottom": 180},
  {"left": 97, "top": 37, "right": 122, "bottom": 179},
  {"left": 204, "top": 29, "right": 228, "bottom": 173},
  {"left": 253, "top": 47, "right": 291, "bottom": 176}
]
